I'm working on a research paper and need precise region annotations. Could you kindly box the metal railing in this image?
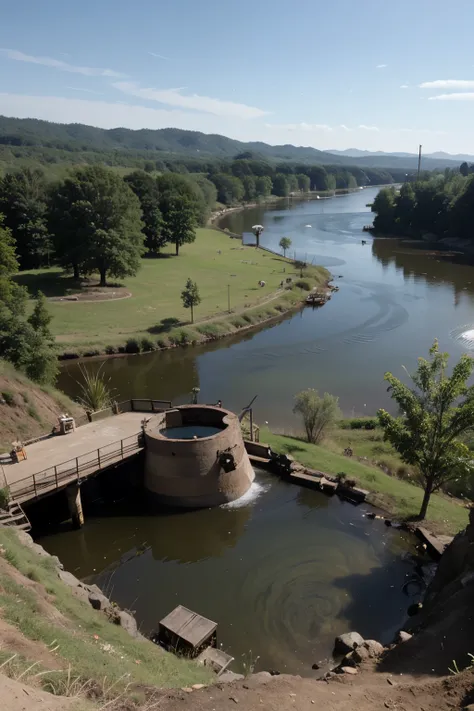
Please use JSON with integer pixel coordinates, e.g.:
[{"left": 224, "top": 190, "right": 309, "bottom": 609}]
[{"left": 8, "top": 433, "right": 144, "bottom": 503}]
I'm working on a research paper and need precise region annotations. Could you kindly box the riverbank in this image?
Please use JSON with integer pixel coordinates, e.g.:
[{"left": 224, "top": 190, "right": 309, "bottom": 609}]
[
  {"left": 264, "top": 430, "right": 469, "bottom": 536},
  {"left": 17, "top": 228, "right": 330, "bottom": 360}
]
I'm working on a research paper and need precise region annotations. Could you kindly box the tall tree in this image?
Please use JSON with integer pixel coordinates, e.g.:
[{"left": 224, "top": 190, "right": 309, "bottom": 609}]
[
  {"left": 371, "top": 187, "right": 396, "bottom": 233},
  {"left": 0, "top": 168, "right": 50, "bottom": 269},
  {"left": 297, "top": 174, "right": 311, "bottom": 192},
  {"left": 378, "top": 341, "right": 474, "bottom": 519},
  {"left": 181, "top": 278, "right": 201, "bottom": 323},
  {"left": 210, "top": 174, "right": 244, "bottom": 205},
  {"left": 124, "top": 171, "right": 164, "bottom": 254},
  {"left": 157, "top": 173, "right": 209, "bottom": 225},
  {"left": 279, "top": 236, "right": 292, "bottom": 257},
  {"left": 163, "top": 196, "right": 197, "bottom": 256},
  {"left": 272, "top": 174, "right": 290, "bottom": 197},
  {"left": 49, "top": 165, "right": 144, "bottom": 286},
  {"left": 255, "top": 176, "right": 272, "bottom": 198}
]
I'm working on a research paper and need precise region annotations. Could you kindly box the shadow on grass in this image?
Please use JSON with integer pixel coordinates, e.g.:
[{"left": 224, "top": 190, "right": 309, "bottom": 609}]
[
  {"left": 147, "top": 317, "right": 182, "bottom": 335},
  {"left": 14, "top": 270, "right": 81, "bottom": 297}
]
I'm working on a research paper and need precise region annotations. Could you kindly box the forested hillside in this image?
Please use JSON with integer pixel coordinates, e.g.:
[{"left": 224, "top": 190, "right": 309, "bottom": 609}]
[{"left": 0, "top": 115, "right": 459, "bottom": 176}]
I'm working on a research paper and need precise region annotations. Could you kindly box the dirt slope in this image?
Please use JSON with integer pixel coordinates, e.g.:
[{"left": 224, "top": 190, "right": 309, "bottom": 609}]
[{"left": 0, "top": 360, "right": 83, "bottom": 453}]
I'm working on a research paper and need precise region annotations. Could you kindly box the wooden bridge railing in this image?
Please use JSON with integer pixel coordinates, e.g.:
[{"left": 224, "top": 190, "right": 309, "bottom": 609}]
[{"left": 8, "top": 433, "right": 144, "bottom": 503}]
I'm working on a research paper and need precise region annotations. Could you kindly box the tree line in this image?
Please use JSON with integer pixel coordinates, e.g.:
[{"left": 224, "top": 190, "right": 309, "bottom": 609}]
[{"left": 371, "top": 167, "right": 474, "bottom": 240}]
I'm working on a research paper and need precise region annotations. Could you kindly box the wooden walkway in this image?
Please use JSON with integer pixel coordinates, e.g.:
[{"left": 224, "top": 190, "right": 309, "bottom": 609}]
[{"left": 3, "top": 412, "right": 160, "bottom": 504}]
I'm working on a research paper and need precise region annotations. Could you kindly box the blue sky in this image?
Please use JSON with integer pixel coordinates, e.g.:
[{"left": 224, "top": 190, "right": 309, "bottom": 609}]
[{"left": 1, "top": 0, "right": 474, "bottom": 154}]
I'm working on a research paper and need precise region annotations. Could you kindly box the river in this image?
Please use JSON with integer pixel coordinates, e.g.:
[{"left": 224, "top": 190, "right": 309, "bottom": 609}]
[
  {"left": 59, "top": 186, "right": 474, "bottom": 430},
  {"left": 41, "top": 187, "right": 462, "bottom": 674}
]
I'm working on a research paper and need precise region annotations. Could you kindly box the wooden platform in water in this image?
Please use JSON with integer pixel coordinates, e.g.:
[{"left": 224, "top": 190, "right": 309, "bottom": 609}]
[
  {"left": 159, "top": 605, "right": 217, "bottom": 650},
  {"left": 416, "top": 526, "right": 453, "bottom": 559}
]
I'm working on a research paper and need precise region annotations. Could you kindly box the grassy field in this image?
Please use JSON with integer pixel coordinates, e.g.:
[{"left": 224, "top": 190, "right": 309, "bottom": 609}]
[
  {"left": 0, "top": 527, "right": 212, "bottom": 706},
  {"left": 263, "top": 429, "right": 470, "bottom": 536},
  {"left": 17, "top": 228, "right": 329, "bottom": 353}
]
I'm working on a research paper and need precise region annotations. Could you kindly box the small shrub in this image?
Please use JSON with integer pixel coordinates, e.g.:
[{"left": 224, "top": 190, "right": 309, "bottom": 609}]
[
  {"left": 156, "top": 338, "right": 167, "bottom": 349},
  {"left": 82, "top": 349, "right": 100, "bottom": 358},
  {"left": 27, "top": 405, "right": 41, "bottom": 422},
  {"left": 21, "top": 393, "right": 30, "bottom": 404},
  {"left": 178, "top": 330, "right": 190, "bottom": 345},
  {"left": 340, "top": 417, "right": 378, "bottom": 430},
  {"left": 242, "top": 313, "right": 254, "bottom": 324},
  {"left": 231, "top": 316, "right": 247, "bottom": 328},
  {"left": 125, "top": 338, "right": 141, "bottom": 354},
  {"left": 293, "top": 388, "right": 341, "bottom": 444},
  {"left": 117, "top": 346, "right": 126, "bottom": 353},
  {"left": 295, "top": 280, "right": 311, "bottom": 291},
  {"left": 196, "top": 324, "right": 222, "bottom": 339},
  {"left": 105, "top": 345, "right": 117, "bottom": 355},
  {"left": 1, "top": 391, "right": 15, "bottom": 406},
  {"left": 140, "top": 337, "right": 155, "bottom": 352}
]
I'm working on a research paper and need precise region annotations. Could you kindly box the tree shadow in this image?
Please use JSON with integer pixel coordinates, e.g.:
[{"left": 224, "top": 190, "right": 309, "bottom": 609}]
[
  {"left": 147, "top": 317, "right": 182, "bottom": 335},
  {"left": 14, "top": 270, "right": 81, "bottom": 297}
]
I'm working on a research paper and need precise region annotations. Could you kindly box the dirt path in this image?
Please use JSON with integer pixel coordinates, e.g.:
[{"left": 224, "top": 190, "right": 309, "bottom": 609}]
[
  {"left": 0, "top": 673, "right": 76, "bottom": 711},
  {"left": 156, "top": 667, "right": 474, "bottom": 711}
]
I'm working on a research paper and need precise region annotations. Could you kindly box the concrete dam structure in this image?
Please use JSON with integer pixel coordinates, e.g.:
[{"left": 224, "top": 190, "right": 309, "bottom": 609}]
[{"left": 144, "top": 405, "right": 255, "bottom": 507}]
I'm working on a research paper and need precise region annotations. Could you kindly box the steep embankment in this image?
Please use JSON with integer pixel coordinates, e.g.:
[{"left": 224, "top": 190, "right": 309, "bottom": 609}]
[{"left": 0, "top": 360, "right": 84, "bottom": 452}]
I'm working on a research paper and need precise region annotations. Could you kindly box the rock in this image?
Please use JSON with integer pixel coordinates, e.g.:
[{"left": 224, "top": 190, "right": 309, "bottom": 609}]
[
  {"left": 181, "top": 688, "right": 193, "bottom": 693},
  {"left": 384, "top": 519, "right": 392, "bottom": 527},
  {"left": 364, "top": 640, "right": 385, "bottom": 657},
  {"left": 118, "top": 610, "right": 138, "bottom": 638},
  {"left": 192, "top": 684, "right": 206, "bottom": 690},
  {"left": 311, "top": 663, "right": 320, "bottom": 670},
  {"left": 366, "top": 512, "right": 376, "bottom": 520},
  {"left": 397, "top": 631, "right": 413, "bottom": 643},
  {"left": 58, "top": 570, "right": 81, "bottom": 588},
  {"left": 334, "top": 632, "right": 365, "bottom": 655},
  {"left": 82, "top": 583, "right": 103, "bottom": 596},
  {"left": 88, "top": 591, "right": 111, "bottom": 611},
  {"left": 353, "top": 646, "right": 370, "bottom": 663},
  {"left": 220, "top": 671, "right": 244, "bottom": 683},
  {"left": 243, "top": 672, "right": 272, "bottom": 689},
  {"left": 341, "top": 666, "right": 358, "bottom": 675},
  {"left": 341, "top": 651, "right": 356, "bottom": 667}
]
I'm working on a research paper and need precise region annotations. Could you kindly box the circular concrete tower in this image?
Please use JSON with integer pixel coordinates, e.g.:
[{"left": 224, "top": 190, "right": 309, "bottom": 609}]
[{"left": 144, "top": 405, "right": 255, "bottom": 507}]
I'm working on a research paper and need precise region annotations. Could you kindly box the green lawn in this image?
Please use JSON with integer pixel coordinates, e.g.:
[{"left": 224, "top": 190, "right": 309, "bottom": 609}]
[
  {"left": 263, "top": 430, "right": 469, "bottom": 536},
  {"left": 17, "top": 228, "right": 328, "bottom": 351}
]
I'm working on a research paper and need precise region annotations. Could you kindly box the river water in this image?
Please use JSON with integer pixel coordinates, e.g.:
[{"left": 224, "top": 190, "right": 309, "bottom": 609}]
[
  {"left": 42, "top": 187, "right": 472, "bottom": 674},
  {"left": 58, "top": 187, "right": 474, "bottom": 430},
  {"left": 38, "top": 469, "right": 426, "bottom": 675}
]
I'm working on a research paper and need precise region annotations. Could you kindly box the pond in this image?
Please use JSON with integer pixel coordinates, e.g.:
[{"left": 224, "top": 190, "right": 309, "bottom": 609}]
[{"left": 37, "top": 468, "right": 428, "bottom": 675}]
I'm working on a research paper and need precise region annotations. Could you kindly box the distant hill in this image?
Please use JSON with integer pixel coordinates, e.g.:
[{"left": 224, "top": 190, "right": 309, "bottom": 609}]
[
  {"left": 328, "top": 147, "right": 473, "bottom": 166},
  {"left": 0, "top": 116, "right": 466, "bottom": 172}
]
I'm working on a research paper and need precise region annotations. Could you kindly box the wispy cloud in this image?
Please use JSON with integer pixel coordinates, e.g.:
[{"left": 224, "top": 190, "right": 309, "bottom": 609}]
[
  {"left": 66, "top": 86, "right": 103, "bottom": 95},
  {"left": 112, "top": 81, "right": 268, "bottom": 119},
  {"left": 400, "top": 84, "right": 409, "bottom": 89},
  {"left": 420, "top": 79, "right": 474, "bottom": 90},
  {"left": 0, "top": 48, "right": 125, "bottom": 77},
  {"left": 359, "top": 124, "right": 379, "bottom": 131},
  {"left": 376, "top": 64, "right": 387, "bottom": 69},
  {"left": 428, "top": 92, "right": 474, "bottom": 101},
  {"left": 148, "top": 51, "right": 171, "bottom": 61}
]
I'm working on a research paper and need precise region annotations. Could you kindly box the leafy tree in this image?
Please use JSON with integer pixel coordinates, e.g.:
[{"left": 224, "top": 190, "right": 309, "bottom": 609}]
[
  {"left": 377, "top": 341, "right": 474, "bottom": 519},
  {"left": 372, "top": 187, "right": 396, "bottom": 232},
  {"left": 0, "top": 167, "right": 51, "bottom": 269},
  {"left": 348, "top": 175, "right": 358, "bottom": 190},
  {"left": 279, "top": 236, "right": 292, "bottom": 257},
  {"left": 460, "top": 162, "right": 469, "bottom": 177},
  {"left": 393, "top": 182, "right": 415, "bottom": 233},
  {"left": 157, "top": 173, "right": 209, "bottom": 225},
  {"left": 293, "top": 389, "right": 340, "bottom": 444},
  {"left": 255, "top": 176, "right": 272, "bottom": 198},
  {"left": 0, "top": 219, "right": 57, "bottom": 384},
  {"left": 272, "top": 173, "right": 290, "bottom": 197},
  {"left": 163, "top": 196, "right": 197, "bottom": 256},
  {"left": 181, "top": 278, "right": 201, "bottom": 323},
  {"left": 124, "top": 170, "right": 164, "bottom": 254},
  {"left": 211, "top": 174, "right": 244, "bottom": 205},
  {"left": 297, "top": 174, "right": 311, "bottom": 192},
  {"left": 242, "top": 175, "right": 257, "bottom": 202},
  {"left": 451, "top": 175, "right": 474, "bottom": 239},
  {"left": 49, "top": 165, "right": 144, "bottom": 286}
]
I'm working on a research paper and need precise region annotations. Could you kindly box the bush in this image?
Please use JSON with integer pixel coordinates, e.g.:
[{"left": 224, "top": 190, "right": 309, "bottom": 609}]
[
  {"left": 82, "top": 349, "right": 101, "bottom": 358},
  {"left": 140, "top": 337, "right": 155, "bottom": 352},
  {"left": 231, "top": 316, "right": 247, "bottom": 328},
  {"left": 105, "top": 345, "right": 117, "bottom": 355},
  {"left": 27, "top": 405, "right": 41, "bottom": 422},
  {"left": 293, "top": 388, "right": 341, "bottom": 444},
  {"left": 125, "top": 338, "right": 141, "bottom": 354},
  {"left": 156, "top": 338, "right": 167, "bottom": 349},
  {"left": 340, "top": 417, "right": 378, "bottom": 430},
  {"left": 196, "top": 323, "right": 225, "bottom": 339},
  {"left": 1, "top": 391, "right": 15, "bottom": 406},
  {"left": 295, "top": 279, "right": 312, "bottom": 291},
  {"left": 0, "top": 488, "right": 9, "bottom": 509}
]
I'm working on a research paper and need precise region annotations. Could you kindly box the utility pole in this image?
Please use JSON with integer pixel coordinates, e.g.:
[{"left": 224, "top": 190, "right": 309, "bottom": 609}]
[
  {"left": 227, "top": 284, "right": 231, "bottom": 313},
  {"left": 417, "top": 144, "right": 422, "bottom": 180}
]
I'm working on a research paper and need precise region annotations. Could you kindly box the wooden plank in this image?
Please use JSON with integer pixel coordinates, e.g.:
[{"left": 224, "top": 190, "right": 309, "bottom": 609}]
[
  {"left": 159, "top": 605, "right": 217, "bottom": 649},
  {"left": 196, "top": 646, "right": 234, "bottom": 675}
]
